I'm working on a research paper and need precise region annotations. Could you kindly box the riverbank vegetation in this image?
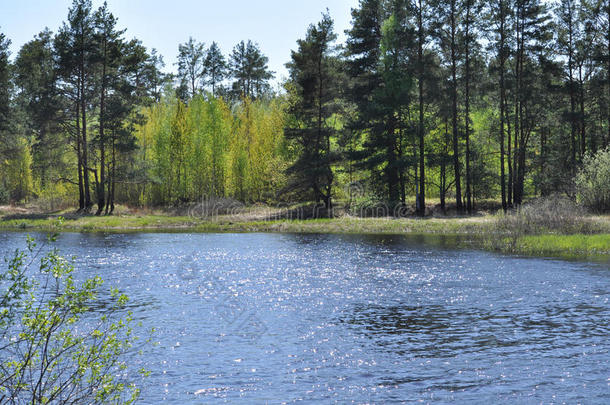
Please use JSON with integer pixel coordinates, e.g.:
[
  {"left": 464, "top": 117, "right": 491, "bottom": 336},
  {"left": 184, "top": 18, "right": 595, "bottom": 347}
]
[
  {"left": 0, "top": 0, "right": 609, "bottom": 264},
  {"left": 1, "top": 199, "right": 608, "bottom": 260},
  {"left": 0, "top": 0, "right": 608, "bottom": 218}
]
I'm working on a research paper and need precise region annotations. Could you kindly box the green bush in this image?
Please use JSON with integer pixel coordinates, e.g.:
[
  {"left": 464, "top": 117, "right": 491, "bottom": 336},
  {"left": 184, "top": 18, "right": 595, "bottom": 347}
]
[
  {"left": 0, "top": 183, "right": 9, "bottom": 204},
  {"left": 575, "top": 147, "right": 610, "bottom": 212},
  {"left": 32, "top": 183, "right": 76, "bottom": 212},
  {"left": 0, "top": 234, "right": 149, "bottom": 403}
]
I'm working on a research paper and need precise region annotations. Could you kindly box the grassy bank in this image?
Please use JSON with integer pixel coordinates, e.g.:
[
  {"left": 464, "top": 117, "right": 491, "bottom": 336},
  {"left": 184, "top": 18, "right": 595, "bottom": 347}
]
[
  {"left": 0, "top": 208, "right": 608, "bottom": 261},
  {"left": 507, "top": 234, "right": 610, "bottom": 259},
  {"left": 0, "top": 214, "right": 497, "bottom": 235}
]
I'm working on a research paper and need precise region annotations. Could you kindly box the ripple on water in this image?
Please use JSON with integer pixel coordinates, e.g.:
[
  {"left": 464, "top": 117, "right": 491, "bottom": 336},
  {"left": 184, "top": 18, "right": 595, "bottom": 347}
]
[{"left": 1, "top": 232, "right": 608, "bottom": 403}]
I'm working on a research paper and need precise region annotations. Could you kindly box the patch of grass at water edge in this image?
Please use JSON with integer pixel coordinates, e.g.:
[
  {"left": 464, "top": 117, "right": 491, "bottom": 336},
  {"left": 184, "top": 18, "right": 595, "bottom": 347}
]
[{"left": 515, "top": 234, "right": 610, "bottom": 258}]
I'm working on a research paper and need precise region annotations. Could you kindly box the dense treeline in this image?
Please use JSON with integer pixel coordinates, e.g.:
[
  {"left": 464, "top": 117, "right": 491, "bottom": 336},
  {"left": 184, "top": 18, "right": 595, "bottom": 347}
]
[
  {"left": 131, "top": 95, "right": 287, "bottom": 206},
  {"left": 0, "top": 0, "right": 608, "bottom": 215}
]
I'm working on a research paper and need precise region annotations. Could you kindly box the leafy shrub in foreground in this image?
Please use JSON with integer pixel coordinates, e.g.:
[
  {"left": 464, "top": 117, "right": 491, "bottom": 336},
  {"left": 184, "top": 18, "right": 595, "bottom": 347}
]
[{"left": 0, "top": 235, "right": 148, "bottom": 404}]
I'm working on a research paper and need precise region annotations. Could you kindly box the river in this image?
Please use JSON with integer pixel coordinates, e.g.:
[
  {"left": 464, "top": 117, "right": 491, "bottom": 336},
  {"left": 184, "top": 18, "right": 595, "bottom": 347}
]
[{"left": 1, "top": 232, "right": 608, "bottom": 403}]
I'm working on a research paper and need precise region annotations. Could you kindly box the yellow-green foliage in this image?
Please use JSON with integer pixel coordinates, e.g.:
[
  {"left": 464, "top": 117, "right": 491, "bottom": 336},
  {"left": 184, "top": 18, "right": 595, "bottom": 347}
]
[
  {"left": 131, "top": 95, "right": 287, "bottom": 206},
  {"left": 35, "top": 182, "right": 77, "bottom": 212},
  {"left": 0, "top": 137, "right": 34, "bottom": 202},
  {"left": 227, "top": 98, "right": 287, "bottom": 202}
]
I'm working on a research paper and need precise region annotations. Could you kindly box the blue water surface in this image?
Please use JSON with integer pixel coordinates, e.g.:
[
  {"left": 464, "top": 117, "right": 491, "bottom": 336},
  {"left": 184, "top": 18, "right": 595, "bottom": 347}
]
[{"left": 1, "top": 232, "right": 608, "bottom": 404}]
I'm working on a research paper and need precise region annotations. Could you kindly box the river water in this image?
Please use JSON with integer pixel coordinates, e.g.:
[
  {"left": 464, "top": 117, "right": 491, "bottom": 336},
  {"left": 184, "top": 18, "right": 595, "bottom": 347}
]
[{"left": 1, "top": 232, "right": 608, "bottom": 403}]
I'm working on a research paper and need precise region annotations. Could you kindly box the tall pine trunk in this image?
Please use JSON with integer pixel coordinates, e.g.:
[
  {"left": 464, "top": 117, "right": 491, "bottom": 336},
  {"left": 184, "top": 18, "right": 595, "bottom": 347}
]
[
  {"left": 80, "top": 46, "right": 91, "bottom": 210},
  {"left": 450, "top": 0, "right": 463, "bottom": 212},
  {"left": 578, "top": 64, "right": 586, "bottom": 158},
  {"left": 513, "top": 6, "right": 522, "bottom": 205},
  {"left": 76, "top": 93, "right": 84, "bottom": 211},
  {"left": 506, "top": 97, "right": 513, "bottom": 206},
  {"left": 96, "top": 39, "right": 107, "bottom": 216},
  {"left": 607, "top": 1, "right": 610, "bottom": 146},
  {"left": 440, "top": 118, "right": 449, "bottom": 213},
  {"left": 387, "top": 116, "right": 400, "bottom": 205},
  {"left": 499, "top": 0, "right": 507, "bottom": 212},
  {"left": 416, "top": 0, "right": 426, "bottom": 217},
  {"left": 465, "top": 0, "right": 472, "bottom": 214},
  {"left": 567, "top": 2, "right": 577, "bottom": 169}
]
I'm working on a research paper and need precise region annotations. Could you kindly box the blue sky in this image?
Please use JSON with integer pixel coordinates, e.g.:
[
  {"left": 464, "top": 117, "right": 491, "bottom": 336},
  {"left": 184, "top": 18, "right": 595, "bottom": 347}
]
[{"left": 1, "top": 0, "right": 359, "bottom": 83}]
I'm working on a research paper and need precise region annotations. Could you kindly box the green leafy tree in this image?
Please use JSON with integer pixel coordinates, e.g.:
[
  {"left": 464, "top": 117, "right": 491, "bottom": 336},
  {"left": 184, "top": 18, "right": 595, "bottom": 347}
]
[{"left": 576, "top": 147, "right": 610, "bottom": 211}]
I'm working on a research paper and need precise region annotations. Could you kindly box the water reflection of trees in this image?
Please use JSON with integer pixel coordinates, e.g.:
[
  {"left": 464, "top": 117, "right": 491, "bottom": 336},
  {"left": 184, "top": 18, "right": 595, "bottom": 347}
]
[{"left": 339, "top": 303, "right": 608, "bottom": 359}]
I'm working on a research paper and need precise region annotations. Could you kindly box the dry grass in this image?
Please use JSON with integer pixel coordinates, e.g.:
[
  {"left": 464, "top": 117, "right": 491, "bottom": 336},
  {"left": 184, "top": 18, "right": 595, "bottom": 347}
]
[{"left": 495, "top": 196, "right": 609, "bottom": 235}]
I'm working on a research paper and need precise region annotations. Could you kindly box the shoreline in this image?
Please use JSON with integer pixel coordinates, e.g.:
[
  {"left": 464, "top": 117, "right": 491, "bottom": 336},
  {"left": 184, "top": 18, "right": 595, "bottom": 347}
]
[{"left": 0, "top": 213, "right": 608, "bottom": 262}]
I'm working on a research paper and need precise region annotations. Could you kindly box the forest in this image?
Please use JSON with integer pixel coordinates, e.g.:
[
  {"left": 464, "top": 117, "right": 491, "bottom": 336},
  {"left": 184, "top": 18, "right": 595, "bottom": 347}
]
[{"left": 0, "top": 0, "right": 608, "bottom": 217}]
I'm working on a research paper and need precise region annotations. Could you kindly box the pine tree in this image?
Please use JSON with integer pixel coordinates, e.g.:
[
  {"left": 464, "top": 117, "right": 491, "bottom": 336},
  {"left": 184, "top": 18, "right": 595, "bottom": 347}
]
[
  {"left": 143, "top": 49, "right": 169, "bottom": 103},
  {"left": 557, "top": 0, "right": 581, "bottom": 168},
  {"left": 462, "top": 0, "right": 483, "bottom": 213},
  {"left": 285, "top": 12, "right": 342, "bottom": 212},
  {"left": 371, "top": 7, "right": 415, "bottom": 205},
  {"left": 177, "top": 37, "right": 206, "bottom": 99},
  {"left": 431, "top": 0, "right": 464, "bottom": 212},
  {"left": 55, "top": 0, "right": 97, "bottom": 211},
  {"left": 0, "top": 30, "right": 14, "bottom": 160},
  {"left": 414, "top": 0, "right": 432, "bottom": 216},
  {"left": 104, "top": 39, "right": 151, "bottom": 214},
  {"left": 345, "top": 0, "right": 385, "bottom": 199},
  {"left": 14, "top": 29, "right": 65, "bottom": 189},
  {"left": 204, "top": 42, "right": 227, "bottom": 96},
  {"left": 486, "top": 0, "right": 512, "bottom": 211},
  {"left": 511, "top": 0, "right": 552, "bottom": 204},
  {"left": 230, "top": 40, "right": 273, "bottom": 99},
  {"left": 92, "top": 2, "right": 125, "bottom": 215}
]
